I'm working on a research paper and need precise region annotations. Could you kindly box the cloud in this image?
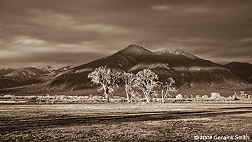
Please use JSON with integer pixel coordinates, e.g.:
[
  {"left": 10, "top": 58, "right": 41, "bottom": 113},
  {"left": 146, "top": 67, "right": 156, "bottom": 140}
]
[
  {"left": 0, "top": 50, "right": 22, "bottom": 59},
  {"left": 72, "top": 24, "right": 130, "bottom": 34},
  {"left": 0, "top": 50, "right": 108, "bottom": 68},
  {"left": 0, "top": 0, "right": 252, "bottom": 68},
  {"left": 151, "top": 5, "right": 172, "bottom": 11},
  {"left": 241, "top": 37, "right": 252, "bottom": 43},
  {"left": 27, "top": 9, "right": 74, "bottom": 27},
  {"left": 182, "top": 7, "right": 208, "bottom": 13},
  {"left": 151, "top": 4, "right": 208, "bottom": 13},
  {"left": 14, "top": 36, "right": 44, "bottom": 45}
]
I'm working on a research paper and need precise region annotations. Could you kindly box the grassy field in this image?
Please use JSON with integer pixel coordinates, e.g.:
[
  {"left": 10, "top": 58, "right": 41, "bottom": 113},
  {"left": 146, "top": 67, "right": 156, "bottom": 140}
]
[{"left": 1, "top": 103, "right": 252, "bottom": 141}]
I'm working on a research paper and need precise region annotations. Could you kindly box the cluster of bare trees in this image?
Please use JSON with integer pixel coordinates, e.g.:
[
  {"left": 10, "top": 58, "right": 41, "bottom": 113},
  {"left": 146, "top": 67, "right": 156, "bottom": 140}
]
[{"left": 88, "top": 66, "right": 175, "bottom": 103}]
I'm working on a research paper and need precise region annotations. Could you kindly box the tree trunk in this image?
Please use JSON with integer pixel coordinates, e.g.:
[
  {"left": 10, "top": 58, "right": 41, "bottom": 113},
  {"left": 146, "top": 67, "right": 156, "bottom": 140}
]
[
  {"left": 125, "top": 86, "right": 131, "bottom": 103},
  {"left": 146, "top": 97, "right": 150, "bottom": 103},
  {"left": 104, "top": 88, "right": 110, "bottom": 103},
  {"left": 130, "top": 91, "right": 134, "bottom": 103},
  {"left": 165, "top": 91, "right": 169, "bottom": 99},
  {"left": 105, "top": 93, "right": 110, "bottom": 103},
  {"left": 127, "top": 94, "right": 131, "bottom": 103},
  {"left": 161, "top": 90, "right": 164, "bottom": 103},
  {"left": 145, "top": 92, "right": 150, "bottom": 103}
]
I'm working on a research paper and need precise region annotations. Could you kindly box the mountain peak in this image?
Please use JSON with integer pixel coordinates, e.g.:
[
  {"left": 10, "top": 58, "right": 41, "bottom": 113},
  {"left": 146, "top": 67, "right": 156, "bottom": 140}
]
[
  {"left": 119, "top": 44, "right": 154, "bottom": 55},
  {"left": 172, "top": 49, "right": 186, "bottom": 54},
  {"left": 128, "top": 44, "right": 142, "bottom": 47},
  {"left": 154, "top": 49, "right": 169, "bottom": 55},
  {"left": 169, "top": 49, "right": 199, "bottom": 59},
  {"left": 114, "top": 44, "right": 156, "bottom": 62},
  {"left": 123, "top": 44, "right": 145, "bottom": 51}
]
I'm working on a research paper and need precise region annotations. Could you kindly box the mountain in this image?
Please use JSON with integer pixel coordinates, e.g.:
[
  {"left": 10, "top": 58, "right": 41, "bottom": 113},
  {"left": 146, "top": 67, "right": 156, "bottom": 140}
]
[
  {"left": 50, "top": 44, "right": 246, "bottom": 90},
  {"left": 225, "top": 62, "right": 252, "bottom": 83},
  {"left": 155, "top": 49, "right": 200, "bottom": 59},
  {"left": 248, "top": 75, "right": 252, "bottom": 83},
  {"left": 0, "top": 66, "right": 75, "bottom": 91},
  {"left": 3, "top": 67, "right": 48, "bottom": 80},
  {"left": 129, "top": 52, "right": 244, "bottom": 88},
  {"left": 74, "top": 44, "right": 155, "bottom": 71},
  {"left": 0, "top": 67, "right": 51, "bottom": 89},
  {"left": 169, "top": 49, "right": 200, "bottom": 59},
  {"left": 0, "top": 68, "right": 15, "bottom": 77},
  {"left": 0, "top": 44, "right": 249, "bottom": 93},
  {"left": 118, "top": 44, "right": 156, "bottom": 62},
  {"left": 50, "top": 44, "right": 156, "bottom": 89}
]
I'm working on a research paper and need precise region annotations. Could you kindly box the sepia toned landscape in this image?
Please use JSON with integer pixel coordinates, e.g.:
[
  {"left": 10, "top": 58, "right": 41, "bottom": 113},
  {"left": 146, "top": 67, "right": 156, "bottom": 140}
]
[
  {"left": 1, "top": 45, "right": 252, "bottom": 142},
  {"left": 1, "top": 103, "right": 252, "bottom": 141},
  {"left": 1, "top": 0, "right": 252, "bottom": 141}
]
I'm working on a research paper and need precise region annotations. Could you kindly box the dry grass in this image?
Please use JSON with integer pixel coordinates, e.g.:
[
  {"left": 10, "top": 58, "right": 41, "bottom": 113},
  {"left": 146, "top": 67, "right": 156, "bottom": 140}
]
[{"left": 1, "top": 103, "right": 252, "bottom": 141}]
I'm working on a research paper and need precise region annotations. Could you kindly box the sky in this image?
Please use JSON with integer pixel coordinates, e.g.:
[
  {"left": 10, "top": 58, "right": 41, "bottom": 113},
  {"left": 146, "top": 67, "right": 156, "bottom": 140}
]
[{"left": 0, "top": 0, "right": 252, "bottom": 68}]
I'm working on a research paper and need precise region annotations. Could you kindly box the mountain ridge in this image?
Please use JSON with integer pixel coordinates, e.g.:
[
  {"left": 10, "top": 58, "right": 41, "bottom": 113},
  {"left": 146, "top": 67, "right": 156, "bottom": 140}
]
[
  {"left": 0, "top": 44, "right": 250, "bottom": 93},
  {"left": 74, "top": 44, "right": 155, "bottom": 71},
  {"left": 50, "top": 44, "right": 247, "bottom": 90},
  {"left": 225, "top": 62, "right": 252, "bottom": 83},
  {"left": 155, "top": 49, "right": 200, "bottom": 59}
]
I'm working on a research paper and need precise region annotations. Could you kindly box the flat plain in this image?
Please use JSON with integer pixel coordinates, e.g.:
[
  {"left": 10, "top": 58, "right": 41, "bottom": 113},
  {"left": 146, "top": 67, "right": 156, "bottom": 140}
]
[{"left": 1, "top": 103, "right": 252, "bottom": 141}]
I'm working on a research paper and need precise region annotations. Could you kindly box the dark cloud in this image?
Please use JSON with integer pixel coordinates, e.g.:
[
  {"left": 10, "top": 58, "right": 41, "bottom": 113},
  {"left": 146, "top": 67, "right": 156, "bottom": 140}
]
[
  {"left": 0, "top": 51, "right": 107, "bottom": 68},
  {"left": 0, "top": 0, "right": 252, "bottom": 68}
]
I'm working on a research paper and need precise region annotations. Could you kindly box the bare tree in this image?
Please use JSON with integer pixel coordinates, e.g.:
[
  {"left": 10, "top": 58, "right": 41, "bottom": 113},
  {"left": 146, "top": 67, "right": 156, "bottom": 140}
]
[
  {"left": 121, "top": 72, "right": 135, "bottom": 103},
  {"left": 161, "top": 77, "right": 175, "bottom": 103},
  {"left": 88, "top": 66, "right": 120, "bottom": 103},
  {"left": 134, "top": 69, "right": 159, "bottom": 103}
]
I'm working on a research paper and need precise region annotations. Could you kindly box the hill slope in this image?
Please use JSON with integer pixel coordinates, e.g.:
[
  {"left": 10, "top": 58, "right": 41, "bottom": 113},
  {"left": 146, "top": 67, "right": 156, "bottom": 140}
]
[
  {"left": 0, "top": 67, "right": 51, "bottom": 89},
  {"left": 225, "top": 62, "right": 252, "bottom": 83},
  {"left": 0, "top": 68, "right": 15, "bottom": 76},
  {"left": 129, "top": 52, "right": 245, "bottom": 88}
]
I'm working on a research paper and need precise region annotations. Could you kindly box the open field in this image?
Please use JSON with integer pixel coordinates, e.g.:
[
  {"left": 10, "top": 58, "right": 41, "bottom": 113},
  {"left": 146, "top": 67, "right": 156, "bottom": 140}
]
[{"left": 1, "top": 103, "right": 252, "bottom": 141}]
